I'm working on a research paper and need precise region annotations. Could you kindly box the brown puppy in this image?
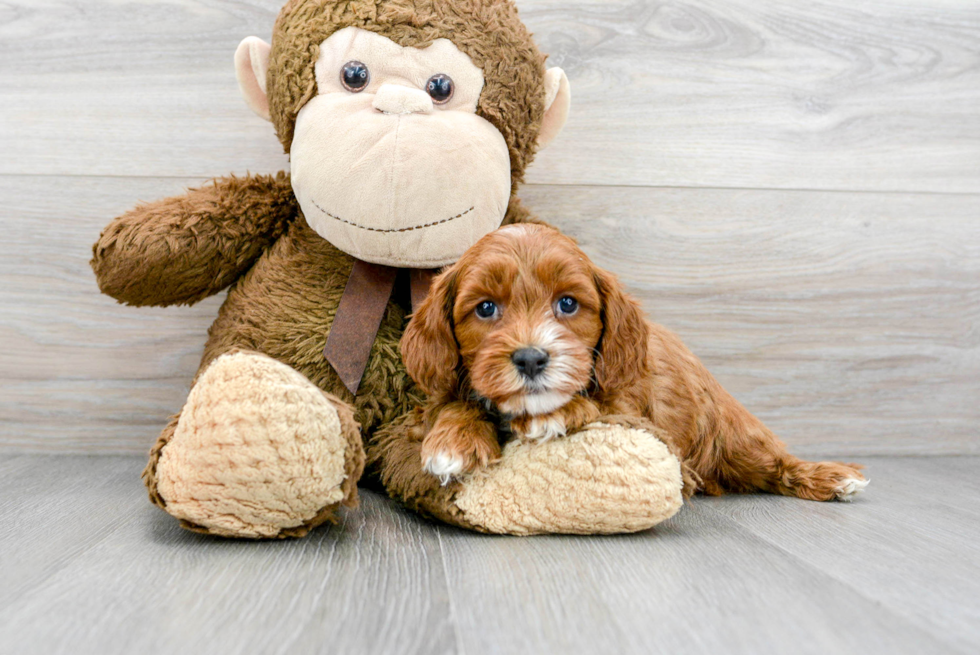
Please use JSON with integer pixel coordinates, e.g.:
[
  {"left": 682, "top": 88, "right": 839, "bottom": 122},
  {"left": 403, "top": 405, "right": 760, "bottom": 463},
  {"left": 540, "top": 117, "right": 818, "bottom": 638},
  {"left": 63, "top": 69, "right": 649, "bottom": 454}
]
[{"left": 402, "top": 224, "right": 868, "bottom": 501}]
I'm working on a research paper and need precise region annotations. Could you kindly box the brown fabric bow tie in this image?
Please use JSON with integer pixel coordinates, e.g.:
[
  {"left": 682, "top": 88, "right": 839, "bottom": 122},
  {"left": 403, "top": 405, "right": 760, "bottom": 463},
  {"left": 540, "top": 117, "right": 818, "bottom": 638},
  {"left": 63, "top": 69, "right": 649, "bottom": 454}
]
[{"left": 323, "top": 259, "right": 436, "bottom": 395}]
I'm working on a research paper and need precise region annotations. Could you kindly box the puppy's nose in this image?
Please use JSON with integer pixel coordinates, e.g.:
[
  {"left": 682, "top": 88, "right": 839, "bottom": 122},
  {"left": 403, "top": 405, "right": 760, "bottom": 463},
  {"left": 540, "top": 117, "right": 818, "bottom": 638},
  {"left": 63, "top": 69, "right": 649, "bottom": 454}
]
[{"left": 512, "top": 348, "right": 549, "bottom": 380}]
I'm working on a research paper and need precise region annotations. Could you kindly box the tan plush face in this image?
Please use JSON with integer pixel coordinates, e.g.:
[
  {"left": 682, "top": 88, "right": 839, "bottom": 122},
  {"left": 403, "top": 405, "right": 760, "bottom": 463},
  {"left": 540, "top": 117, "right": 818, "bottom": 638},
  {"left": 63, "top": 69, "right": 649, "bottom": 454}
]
[{"left": 289, "top": 27, "right": 512, "bottom": 268}]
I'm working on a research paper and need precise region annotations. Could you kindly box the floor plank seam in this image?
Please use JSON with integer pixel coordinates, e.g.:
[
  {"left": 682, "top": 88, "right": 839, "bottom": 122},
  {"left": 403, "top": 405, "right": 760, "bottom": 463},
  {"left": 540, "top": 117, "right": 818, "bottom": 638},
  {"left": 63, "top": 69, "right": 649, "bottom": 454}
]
[
  {"left": 693, "top": 500, "right": 971, "bottom": 655},
  {"left": 266, "top": 523, "right": 345, "bottom": 655},
  {"left": 436, "top": 526, "right": 466, "bottom": 655},
  {"left": 524, "top": 182, "right": 980, "bottom": 197},
  {"left": 1, "top": 502, "right": 138, "bottom": 611},
  {"left": 2, "top": 172, "right": 979, "bottom": 199}
]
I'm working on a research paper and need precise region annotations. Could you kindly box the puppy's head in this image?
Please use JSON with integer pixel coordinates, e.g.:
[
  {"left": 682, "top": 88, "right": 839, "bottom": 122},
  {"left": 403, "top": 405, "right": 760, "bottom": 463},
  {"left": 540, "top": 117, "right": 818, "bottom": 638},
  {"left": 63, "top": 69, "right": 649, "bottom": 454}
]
[{"left": 401, "top": 224, "right": 649, "bottom": 414}]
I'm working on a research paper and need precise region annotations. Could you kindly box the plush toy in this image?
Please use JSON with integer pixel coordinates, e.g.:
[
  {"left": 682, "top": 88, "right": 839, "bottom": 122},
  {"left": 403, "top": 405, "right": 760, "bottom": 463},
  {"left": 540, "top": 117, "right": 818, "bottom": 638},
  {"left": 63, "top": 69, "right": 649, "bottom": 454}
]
[{"left": 91, "top": 0, "right": 687, "bottom": 538}]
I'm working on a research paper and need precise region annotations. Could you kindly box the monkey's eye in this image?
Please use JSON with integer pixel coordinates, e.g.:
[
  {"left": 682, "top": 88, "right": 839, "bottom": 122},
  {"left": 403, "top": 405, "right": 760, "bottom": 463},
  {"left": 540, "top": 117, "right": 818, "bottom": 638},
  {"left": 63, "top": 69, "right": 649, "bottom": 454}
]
[
  {"left": 340, "top": 61, "right": 370, "bottom": 92},
  {"left": 425, "top": 74, "right": 454, "bottom": 104},
  {"left": 556, "top": 296, "right": 579, "bottom": 315},
  {"left": 475, "top": 300, "right": 498, "bottom": 319}
]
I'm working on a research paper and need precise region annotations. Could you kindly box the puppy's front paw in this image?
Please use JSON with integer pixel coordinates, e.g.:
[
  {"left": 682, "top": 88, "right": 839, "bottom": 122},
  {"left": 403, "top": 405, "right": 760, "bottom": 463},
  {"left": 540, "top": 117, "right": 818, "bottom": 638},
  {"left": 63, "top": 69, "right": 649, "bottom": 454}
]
[
  {"left": 421, "top": 422, "right": 501, "bottom": 486},
  {"left": 424, "top": 452, "right": 466, "bottom": 486},
  {"left": 512, "top": 414, "right": 567, "bottom": 442}
]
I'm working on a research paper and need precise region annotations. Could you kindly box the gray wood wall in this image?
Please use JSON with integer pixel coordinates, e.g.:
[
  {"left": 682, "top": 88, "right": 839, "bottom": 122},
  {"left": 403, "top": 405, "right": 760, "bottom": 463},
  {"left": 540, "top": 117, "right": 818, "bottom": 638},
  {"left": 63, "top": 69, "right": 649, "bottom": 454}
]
[{"left": 1, "top": 0, "right": 978, "bottom": 455}]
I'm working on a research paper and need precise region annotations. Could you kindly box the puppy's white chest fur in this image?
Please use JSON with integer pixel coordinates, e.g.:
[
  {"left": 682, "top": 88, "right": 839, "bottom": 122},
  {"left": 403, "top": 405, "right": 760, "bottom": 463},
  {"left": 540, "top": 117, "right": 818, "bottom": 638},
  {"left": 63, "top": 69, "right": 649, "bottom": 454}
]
[
  {"left": 519, "top": 414, "right": 567, "bottom": 442},
  {"left": 497, "top": 390, "right": 572, "bottom": 416}
]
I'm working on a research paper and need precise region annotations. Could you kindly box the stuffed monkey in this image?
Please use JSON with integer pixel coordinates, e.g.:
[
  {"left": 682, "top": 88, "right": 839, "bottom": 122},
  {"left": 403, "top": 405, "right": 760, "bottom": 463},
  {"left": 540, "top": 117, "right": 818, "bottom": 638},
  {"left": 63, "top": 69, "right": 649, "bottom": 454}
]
[{"left": 91, "top": 0, "right": 686, "bottom": 538}]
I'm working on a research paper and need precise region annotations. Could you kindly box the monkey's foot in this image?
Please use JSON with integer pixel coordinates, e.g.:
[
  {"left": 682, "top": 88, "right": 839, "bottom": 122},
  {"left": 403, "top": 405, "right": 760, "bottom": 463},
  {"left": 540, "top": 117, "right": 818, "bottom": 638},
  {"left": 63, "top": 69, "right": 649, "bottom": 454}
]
[
  {"left": 374, "top": 416, "right": 687, "bottom": 535},
  {"left": 454, "top": 421, "right": 685, "bottom": 534},
  {"left": 151, "top": 350, "right": 364, "bottom": 538}
]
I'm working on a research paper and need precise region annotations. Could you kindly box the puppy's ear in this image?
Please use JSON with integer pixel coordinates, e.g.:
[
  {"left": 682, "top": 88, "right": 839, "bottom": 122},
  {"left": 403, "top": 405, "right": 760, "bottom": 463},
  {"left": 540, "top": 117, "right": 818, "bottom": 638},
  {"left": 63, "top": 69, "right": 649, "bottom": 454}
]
[
  {"left": 593, "top": 268, "right": 650, "bottom": 395},
  {"left": 401, "top": 268, "right": 460, "bottom": 396}
]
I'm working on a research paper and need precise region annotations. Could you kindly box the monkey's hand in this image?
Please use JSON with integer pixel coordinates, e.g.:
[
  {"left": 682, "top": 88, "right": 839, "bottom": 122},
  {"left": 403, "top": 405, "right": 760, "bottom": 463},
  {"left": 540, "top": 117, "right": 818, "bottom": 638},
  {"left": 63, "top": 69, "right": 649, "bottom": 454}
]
[{"left": 91, "top": 172, "right": 296, "bottom": 306}]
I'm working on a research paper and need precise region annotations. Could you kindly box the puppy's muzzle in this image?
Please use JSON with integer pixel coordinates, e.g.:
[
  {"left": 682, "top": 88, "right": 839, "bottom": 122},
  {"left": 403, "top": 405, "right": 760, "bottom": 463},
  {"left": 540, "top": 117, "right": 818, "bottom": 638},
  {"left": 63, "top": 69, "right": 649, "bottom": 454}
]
[{"left": 512, "top": 347, "right": 549, "bottom": 380}]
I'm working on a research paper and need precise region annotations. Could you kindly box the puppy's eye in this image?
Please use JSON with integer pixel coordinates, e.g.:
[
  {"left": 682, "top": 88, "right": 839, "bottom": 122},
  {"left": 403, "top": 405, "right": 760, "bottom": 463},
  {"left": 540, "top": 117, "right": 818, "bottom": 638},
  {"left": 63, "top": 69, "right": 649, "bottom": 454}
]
[
  {"left": 475, "top": 300, "right": 498, "bottom": 319},
  {"left": 556, "top": 296, "right": 579, "bottom": 315},
  {"left": 426, "top": 74, "right": 454, "bottom": 104},
  {"left": 341, "top": 61, "right": 370, "bottom": 92}
]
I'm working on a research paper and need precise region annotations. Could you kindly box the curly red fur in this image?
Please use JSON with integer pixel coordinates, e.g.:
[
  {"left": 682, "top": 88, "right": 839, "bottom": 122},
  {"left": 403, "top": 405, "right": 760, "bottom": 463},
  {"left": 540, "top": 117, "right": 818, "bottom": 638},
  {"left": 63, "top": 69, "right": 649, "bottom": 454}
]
[
  {"left": 591, "top": 268, "right": 650, "bottom": 396},
  {"left": 401, "top": 224, "right": 866, "bottom": 500},
  {"left": 401, "top": 268, "right": 461, "bottom": 396}
]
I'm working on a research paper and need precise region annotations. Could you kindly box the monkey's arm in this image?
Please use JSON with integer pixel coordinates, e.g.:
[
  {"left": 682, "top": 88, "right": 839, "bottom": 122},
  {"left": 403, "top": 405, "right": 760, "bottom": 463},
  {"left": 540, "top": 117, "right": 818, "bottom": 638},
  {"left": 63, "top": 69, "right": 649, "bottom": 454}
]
[
  {"left": 502, "top": 195, "right": 550, "bottom": 226},
  {"left": 91, "top": 172, "right": 296, "bottom": 307}
]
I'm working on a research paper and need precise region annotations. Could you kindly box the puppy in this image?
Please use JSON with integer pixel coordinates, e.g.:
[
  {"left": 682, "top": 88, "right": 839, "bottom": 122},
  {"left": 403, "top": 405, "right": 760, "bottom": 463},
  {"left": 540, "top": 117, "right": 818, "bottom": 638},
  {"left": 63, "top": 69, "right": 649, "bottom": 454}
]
[{"left": 401, "top": 224, "right": 867, "bottom": 501}]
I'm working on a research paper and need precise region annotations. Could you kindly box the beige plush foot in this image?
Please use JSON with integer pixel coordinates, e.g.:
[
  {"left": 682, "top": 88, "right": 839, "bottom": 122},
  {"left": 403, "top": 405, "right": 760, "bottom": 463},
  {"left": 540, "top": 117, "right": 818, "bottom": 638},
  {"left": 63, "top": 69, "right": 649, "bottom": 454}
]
[
  {"left": 154, "top": 351, "right": 364, "bottom": 538},
  {"left": 453, "top": 421, "right": 685, "bottom": 535}
]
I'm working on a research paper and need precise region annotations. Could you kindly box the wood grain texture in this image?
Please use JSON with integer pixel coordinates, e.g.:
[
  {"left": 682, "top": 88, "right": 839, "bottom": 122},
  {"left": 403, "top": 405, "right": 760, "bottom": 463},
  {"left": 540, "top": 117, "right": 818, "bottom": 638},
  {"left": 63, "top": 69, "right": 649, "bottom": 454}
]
[
  {"left": 0, "top": 0, "right": 978, "bottom": 192},
  {"left": 2, "top": 175, "right": 976, "bottom": 454},
  {"left": 437, "top": 506, "right": 958, "bottom": 655},
  {"left": 527, "top": 0, "right": 980, "bottom": 192},
  {"left": 522, "top": 184, "right": 980, "bottom": 456},
  {"left": 0, "top": 455, "right": 154, "bottom": 609},
  {"left": 700, "top": 457, "right": 980, "bottom": 654},
  {"left": 3, "top": 454, "right": 975, "bottom": 655},
  {"left": 0, "top": 175, "right": 220, "bottom": 451},
  {"left": 0, "top": 456, "right": 456, "bottom": 655}
]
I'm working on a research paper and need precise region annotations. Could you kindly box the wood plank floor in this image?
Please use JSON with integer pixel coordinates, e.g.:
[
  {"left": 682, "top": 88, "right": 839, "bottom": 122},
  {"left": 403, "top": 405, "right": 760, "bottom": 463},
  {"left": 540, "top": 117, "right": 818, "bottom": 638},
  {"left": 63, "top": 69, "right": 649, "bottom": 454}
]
[{"left": 1, "top": 454, "right": 976, "bottom": 655}]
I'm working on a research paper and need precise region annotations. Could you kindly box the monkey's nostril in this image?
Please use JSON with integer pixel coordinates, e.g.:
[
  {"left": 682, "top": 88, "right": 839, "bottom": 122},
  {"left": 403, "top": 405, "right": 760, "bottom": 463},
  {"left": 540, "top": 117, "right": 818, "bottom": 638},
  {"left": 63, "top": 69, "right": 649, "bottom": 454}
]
[
  {"left": 512, "top": 348, "right": 549, "bottom": 380},
  {"left": 372, "top": 84, "right": 434, "bottom": 115}
]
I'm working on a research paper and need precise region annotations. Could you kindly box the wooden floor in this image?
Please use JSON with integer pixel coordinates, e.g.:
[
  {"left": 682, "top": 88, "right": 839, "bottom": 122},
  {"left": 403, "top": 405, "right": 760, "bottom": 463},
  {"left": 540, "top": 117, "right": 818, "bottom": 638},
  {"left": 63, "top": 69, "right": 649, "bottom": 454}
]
[{"left": 0, "top": 454, "right": 976, "bottom": 655}]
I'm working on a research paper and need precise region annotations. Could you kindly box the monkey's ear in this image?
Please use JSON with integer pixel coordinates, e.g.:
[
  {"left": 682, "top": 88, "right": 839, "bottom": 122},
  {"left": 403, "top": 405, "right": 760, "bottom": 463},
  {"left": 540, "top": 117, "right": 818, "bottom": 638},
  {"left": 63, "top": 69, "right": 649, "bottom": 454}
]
[
  {"left": 537, "top": 67, "right": 571, "bottom": 149},
  {"left": 235, "top": 37, "right": 272, "bottom": 121}
]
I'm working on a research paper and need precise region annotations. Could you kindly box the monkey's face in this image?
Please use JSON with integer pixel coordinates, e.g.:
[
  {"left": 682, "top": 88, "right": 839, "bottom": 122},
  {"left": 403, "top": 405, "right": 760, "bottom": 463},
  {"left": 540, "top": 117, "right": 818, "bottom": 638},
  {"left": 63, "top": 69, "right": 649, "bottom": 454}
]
[
  {"left": 289, "top": 28, "right": 512, "bottom": 268},
  {"left": 236, "top": 3, "right": 571, "bottom": 268}
]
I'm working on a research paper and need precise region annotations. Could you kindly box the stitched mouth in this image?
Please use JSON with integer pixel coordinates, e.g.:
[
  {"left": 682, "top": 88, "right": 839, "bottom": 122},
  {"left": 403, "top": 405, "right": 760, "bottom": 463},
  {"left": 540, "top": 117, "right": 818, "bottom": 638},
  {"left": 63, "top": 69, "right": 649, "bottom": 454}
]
[{"left": 311, "top": 200, "right": 475, "bottom": 234}]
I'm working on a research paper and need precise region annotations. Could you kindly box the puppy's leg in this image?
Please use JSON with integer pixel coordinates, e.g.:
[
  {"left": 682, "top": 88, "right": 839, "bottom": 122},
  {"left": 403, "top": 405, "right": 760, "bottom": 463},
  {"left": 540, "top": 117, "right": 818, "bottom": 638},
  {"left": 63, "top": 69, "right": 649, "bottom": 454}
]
[
  {"left": 646, "top": 327, "right": 867, "bottom": 501},
  {"left": 421, "top": 402, "right": 501, "bottom": 485},
  {"left": 687, "top": 386, "right": 867, "bottom": 501}
]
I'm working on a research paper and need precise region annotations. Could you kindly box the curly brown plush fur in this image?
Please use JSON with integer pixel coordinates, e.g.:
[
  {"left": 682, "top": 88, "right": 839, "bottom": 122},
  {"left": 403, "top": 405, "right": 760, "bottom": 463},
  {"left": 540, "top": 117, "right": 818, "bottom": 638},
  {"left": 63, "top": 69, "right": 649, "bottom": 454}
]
[{"left": 92, "top": 173, "right": 297, "bottom": 307}]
